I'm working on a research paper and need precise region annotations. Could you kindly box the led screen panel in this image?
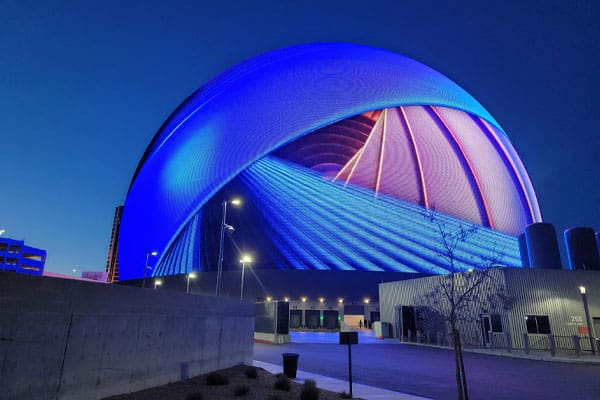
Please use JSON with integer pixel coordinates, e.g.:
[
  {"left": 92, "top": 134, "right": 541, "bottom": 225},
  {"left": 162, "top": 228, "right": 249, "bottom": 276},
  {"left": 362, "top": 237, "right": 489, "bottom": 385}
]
[{"left": 118, "top": 43, "right": 541, "bottom": 280}]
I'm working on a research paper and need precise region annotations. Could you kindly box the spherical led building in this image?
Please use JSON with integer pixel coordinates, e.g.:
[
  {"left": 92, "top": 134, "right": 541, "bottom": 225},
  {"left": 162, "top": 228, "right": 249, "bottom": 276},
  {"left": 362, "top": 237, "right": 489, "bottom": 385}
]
[{"left": 118, "top": 43, "right": 541, "bottom": 292}]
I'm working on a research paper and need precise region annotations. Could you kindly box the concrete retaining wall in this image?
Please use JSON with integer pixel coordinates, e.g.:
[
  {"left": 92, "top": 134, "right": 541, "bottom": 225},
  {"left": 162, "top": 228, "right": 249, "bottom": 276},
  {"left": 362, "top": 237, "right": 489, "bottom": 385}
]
[{"left": 0, "top": 272, "right": 254, "bottom": 400}]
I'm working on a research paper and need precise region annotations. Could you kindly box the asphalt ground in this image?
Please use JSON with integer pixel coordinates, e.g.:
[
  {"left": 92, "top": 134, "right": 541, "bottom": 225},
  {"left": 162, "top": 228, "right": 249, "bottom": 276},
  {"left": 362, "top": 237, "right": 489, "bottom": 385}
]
[{"left": 253, "top": 333, "right": 600, "bottom": 400}]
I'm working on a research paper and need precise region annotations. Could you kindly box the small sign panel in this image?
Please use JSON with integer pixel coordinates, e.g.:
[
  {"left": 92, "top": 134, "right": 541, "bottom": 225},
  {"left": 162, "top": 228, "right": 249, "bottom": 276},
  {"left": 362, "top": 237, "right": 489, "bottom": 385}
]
[
  {"left": 340, "top": 331, "right": 358, "bottom": 345},
  {"left": 567, "top": 316, "right": 583, "bottom": 326}
]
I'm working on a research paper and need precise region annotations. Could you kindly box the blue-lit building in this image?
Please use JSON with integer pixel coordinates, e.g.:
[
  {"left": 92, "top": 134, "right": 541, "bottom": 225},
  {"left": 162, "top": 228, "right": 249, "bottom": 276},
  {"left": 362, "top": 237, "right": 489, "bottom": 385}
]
[
  {"left": 0, "top": 237, "right": 46, "bottom": 275},
  {"left": 117, "top": 43, "right": 541, "bottom": 302}
]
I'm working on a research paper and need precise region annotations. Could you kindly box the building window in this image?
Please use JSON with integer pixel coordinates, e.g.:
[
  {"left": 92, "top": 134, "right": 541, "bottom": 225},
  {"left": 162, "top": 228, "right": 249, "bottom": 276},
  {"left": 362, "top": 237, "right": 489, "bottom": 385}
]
[
  {"left": 20, "top": 265, "right": 40, "bottom": 271},
  {"left": 22, "top": 253, "right": 42, "bottom": 261},
  {"left": 526, "top": 315, "right": 551, "bottom": 334}
]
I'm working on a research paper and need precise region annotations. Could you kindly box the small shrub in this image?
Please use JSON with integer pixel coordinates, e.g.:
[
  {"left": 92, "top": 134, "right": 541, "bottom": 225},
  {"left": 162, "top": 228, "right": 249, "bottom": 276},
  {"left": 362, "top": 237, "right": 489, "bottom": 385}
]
[
  {"left": 267, "top": 395, "right": 283, "bottom": 400},
  {"left": 339, "top": 391, "right": 352, "bottom": 398},
  {"left": 273, "top": 373, "right": 291, "bottom": 391},
  {"left": 185, "top": 393, "right": 204, "bottom": 400},
  {"left": 233, "top": 384, "right": 250, "bottom": 397},
  {"left": 300, "top": 379, "right": 320, "bottom": 400},
  {"left": 304, "top": 379, "right": 317, "bottom": 388},
  {"left": 244, "top": 366, "right": 258, "bottom": 379},
  {"left": 205, "top": 372, "right": 229, "bottom": 386}
]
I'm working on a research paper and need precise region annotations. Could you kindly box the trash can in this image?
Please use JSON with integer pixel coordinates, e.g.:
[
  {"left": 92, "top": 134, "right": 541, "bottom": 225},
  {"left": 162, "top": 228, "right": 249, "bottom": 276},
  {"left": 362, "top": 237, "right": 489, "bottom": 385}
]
[{"left": 282, "top": 353, "right": 299, "bottom": 378}]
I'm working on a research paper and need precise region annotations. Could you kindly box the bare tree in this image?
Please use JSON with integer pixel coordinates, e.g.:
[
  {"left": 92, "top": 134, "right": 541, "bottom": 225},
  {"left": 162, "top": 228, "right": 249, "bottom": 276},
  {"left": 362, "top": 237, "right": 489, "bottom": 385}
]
[{"left": 420, "top": 211, "right": 512, "bottom": 400}]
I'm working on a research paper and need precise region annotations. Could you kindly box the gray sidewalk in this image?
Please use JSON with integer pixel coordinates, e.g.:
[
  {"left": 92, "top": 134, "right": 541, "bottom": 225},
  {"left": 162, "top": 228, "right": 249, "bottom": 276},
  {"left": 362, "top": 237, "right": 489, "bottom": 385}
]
[
  {"left": 397, "top": 340, "right": 600, "bottom": 364},
  {"left": 253, "top": 360, "right": 432, "bottom": 400}
]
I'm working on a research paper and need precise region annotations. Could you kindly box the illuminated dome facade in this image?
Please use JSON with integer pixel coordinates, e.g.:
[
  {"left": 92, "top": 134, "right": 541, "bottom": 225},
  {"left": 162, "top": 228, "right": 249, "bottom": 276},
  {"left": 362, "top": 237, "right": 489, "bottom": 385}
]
[{"left": 118, "top": 43, "right": 541, "bottom": 281}]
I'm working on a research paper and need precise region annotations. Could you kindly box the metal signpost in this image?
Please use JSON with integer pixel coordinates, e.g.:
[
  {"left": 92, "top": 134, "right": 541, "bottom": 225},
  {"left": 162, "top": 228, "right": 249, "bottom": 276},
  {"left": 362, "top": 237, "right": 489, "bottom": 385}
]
[{"left": 339, "top": 331, "right": 358, "bottom": 398}]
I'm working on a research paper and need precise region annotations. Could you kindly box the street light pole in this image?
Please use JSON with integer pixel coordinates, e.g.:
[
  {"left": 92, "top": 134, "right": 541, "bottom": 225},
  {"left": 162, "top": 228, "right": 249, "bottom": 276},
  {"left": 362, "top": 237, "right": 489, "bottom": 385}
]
[
  {"left": 240, "top": 259, "right": 246, "bottom": 300},
  {"left": 216, "top": 200, "right": 227, "bottom": 296},
  {"left": 143, "top": 251, "right": 157, "bottom": 288},
  {"left": 187, "top": 272, "right": 197, "bottom": 294},
  {"left": 215, "top": 197, "right": 241, "bottom": 297},
  {"left": 579, "top": 286, "right": 595, "bottom": 355},
  {"left": 240, "top": 254, "right": 252, "bottom": 300}
]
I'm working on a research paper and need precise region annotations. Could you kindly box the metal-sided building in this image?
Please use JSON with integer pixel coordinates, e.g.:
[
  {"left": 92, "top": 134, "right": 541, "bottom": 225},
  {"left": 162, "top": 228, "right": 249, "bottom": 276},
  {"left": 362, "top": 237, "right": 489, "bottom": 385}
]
[{"left": 379, "top": 268, "right": 600, "bottom": 351}]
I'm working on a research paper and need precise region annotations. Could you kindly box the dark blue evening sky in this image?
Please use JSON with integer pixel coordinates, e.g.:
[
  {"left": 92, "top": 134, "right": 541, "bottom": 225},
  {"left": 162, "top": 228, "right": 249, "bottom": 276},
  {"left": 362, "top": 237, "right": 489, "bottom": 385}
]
[{"left": 1, "top": 0, "right": 598, "bottom": 275}]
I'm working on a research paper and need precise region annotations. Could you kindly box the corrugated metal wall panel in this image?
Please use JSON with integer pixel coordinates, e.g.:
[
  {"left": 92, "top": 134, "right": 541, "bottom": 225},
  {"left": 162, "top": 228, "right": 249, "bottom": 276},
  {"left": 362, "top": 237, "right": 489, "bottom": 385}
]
[
  {"left": 505, "top": 269, "right": 600, "bottom": 347},
  {"left": 380, "top": 269, "right": 600, "bottom": 349},
  {"left": 379, "top": 268, "right": 507, "bottom": 346}
]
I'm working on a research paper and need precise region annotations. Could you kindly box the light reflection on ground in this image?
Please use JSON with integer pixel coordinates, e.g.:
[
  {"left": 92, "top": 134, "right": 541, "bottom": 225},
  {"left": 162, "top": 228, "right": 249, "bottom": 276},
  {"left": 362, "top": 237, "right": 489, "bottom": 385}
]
[{"left": 290, "top": 330, "right": 395, "bottom": 344}]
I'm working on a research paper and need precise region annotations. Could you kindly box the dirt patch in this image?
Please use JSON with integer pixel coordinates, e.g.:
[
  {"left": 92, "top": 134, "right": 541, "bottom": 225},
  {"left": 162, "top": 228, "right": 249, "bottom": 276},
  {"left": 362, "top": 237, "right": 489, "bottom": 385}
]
[{"left": 103, "top": 364, "right": 362, "bottom": 400}]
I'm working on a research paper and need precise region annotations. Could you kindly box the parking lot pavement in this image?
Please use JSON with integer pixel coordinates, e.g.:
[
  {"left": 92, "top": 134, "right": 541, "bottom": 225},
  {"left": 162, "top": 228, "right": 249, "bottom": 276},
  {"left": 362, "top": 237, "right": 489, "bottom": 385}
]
[{"left": 254, "top": 334, "right": 600, "bottom": 400}]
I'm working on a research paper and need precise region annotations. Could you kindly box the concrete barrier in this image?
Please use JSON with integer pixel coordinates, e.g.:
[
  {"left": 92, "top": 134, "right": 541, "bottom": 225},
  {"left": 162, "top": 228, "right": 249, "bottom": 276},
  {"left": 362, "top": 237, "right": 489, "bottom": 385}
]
[{"left": 0, "top": 272, "right": 254, "bottom": 400}]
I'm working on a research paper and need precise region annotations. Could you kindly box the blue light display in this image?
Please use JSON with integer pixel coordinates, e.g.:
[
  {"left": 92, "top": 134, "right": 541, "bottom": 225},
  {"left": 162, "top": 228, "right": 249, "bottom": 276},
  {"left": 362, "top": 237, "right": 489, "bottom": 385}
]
[
  {"left": 152, "top": 156, "right": 520, "bottom": 276},
  {"left": 119, "top": 43, "right": 539, "bottom": 280},
  {"left": 245, "top": 157, "right": 521, "bottom": 272}
]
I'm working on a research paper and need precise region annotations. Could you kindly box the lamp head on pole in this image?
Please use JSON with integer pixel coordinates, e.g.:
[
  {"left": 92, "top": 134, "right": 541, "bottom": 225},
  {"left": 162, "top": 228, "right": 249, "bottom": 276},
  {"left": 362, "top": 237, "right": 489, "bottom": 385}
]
[
  {"left": 224, "top": 224, "right": 235, "bottom": 234},
  {"left": 240, "top": 254, "right": 253, "bottom": 264},
  {"left": 579, "top": 286, "right": 586, "bottom": 295},
  {"left": 230, "top": 197, "right": 242, "bottom": 207},
  {"left": 188, "top": 272, "right": 197, "bottom": 279}
]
